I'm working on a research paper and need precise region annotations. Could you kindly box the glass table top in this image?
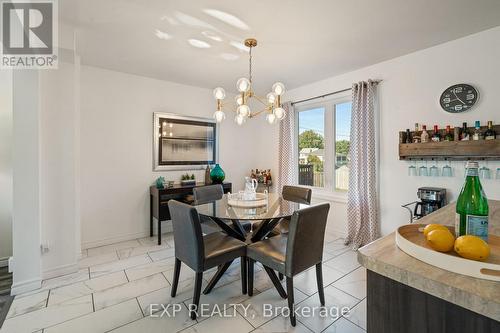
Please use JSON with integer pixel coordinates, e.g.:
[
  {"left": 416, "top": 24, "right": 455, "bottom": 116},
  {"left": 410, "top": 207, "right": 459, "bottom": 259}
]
[{"left": 193, "top": 193, "right": 310, "bottom": 220}]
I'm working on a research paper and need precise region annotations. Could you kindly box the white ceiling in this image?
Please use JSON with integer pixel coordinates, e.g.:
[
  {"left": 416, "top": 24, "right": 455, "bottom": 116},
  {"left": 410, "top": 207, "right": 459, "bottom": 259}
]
[{"left": 61, "top": 0, "right": 500, "bottom": 93}]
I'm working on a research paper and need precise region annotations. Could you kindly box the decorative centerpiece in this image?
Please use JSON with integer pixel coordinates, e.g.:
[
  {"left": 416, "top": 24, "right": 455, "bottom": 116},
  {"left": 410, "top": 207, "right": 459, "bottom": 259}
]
[
  {"left": 227, "top": 177, "right": 268, "bottom": 208},
  {"left": 210, "top": 164, "right": 225, "bottom": 184},
  {"left": 181, "top": 173, "right": 196, "bottom": 186},
  {"left": 227, "top": 192, "right": 268, "bottom": 208}
]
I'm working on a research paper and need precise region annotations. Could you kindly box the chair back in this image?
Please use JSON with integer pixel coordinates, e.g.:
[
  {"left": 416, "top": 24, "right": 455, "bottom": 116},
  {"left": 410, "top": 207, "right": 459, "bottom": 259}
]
[
  {"left": 282, "top": 185, "right": 312, "bottom": 204},
  {"left": 285, "top": 203, "right": 330, "bottom": 276},
  {"left": 193, "top": 184, "right": 224, "bottom": 205},
  {"left": 168, "top": 200, "right": 204, "bottom": 272}
]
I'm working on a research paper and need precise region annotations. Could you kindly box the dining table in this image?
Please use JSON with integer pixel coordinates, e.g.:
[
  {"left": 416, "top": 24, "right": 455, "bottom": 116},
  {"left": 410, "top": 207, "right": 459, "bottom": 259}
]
[{"left": 193, "top": 192, "right": 310, "bottom": 296}]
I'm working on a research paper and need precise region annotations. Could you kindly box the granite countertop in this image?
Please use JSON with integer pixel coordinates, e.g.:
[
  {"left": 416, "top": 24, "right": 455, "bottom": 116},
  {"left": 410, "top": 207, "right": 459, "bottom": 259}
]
[{"left": 358, "top": 200, "right": 500, "bottom": 321}]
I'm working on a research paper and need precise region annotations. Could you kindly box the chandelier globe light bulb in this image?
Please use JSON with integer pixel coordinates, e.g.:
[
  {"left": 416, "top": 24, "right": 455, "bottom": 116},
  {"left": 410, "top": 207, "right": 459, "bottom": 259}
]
[
  {"left": 236, "top": 77, "right": 251, "bottom": 92},
  {"left": 272, "top": 82, "right": 285, "bottom": 96},
  {"left": 213, "top": 87, "right": 226, "bottom": 100}
]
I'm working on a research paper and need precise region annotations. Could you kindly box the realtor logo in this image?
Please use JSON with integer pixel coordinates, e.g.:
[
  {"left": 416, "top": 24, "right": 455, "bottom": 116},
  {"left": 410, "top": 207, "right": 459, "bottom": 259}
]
[{"left": 1, "top": 0, "right": 58, "bottom": 68}]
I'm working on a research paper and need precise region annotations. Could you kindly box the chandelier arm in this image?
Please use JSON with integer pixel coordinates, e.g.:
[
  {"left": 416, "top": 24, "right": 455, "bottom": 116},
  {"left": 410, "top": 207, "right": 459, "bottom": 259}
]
[
  {"left": 249, "top": 107, "right": 272, "bottom": 118},
  {"left": 252, "top": 95, "right": 270, "bottom": 107}
]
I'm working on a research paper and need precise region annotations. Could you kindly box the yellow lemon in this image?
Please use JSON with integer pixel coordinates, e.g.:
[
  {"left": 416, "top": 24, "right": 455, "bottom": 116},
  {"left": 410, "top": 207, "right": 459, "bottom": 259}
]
[
  {"left": 426, "top": 229, "right": 455, "bottom": 252},
  {"left": 423, "top": 224, "right": 449, "bottom": 238},
  {"left": 454, "top": 236, "right": 490, "bottom": 261}
]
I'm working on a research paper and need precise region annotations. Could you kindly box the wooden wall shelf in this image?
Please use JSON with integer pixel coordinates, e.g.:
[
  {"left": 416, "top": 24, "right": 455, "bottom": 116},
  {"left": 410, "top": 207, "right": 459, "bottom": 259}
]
[{"left": 399, "top": 139, "right": 500, "bottom": 160}]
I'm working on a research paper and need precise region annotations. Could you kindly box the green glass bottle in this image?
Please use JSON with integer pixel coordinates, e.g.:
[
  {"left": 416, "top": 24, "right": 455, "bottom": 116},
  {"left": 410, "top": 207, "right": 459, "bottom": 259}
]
[
  {"left": 210, "top": 164, "right": 225, "bottom": 184},
  {"left": 455, "top": 161, "right": 489, "bottom": 241}
]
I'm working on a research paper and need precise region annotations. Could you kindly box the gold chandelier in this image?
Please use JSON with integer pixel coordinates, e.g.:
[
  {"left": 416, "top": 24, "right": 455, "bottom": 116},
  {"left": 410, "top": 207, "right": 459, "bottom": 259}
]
[{"left": 212, "top": 38, "right": 286, "bottom": 125}]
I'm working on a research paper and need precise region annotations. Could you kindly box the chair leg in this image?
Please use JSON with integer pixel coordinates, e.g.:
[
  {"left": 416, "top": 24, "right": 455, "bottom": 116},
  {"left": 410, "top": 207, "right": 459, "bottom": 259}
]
[
  {"left": 203, "top": 261, "right": 232, "bottom": 294},
  {"left": 278, "top": 272, "right": 284, "bottom": 281},
  {"left": 240, "top": 257, "right": 247, "bottom": 295},
  {"left": 248, "top": 258, "right": 254, "bottom": 296},
  {"left": 170, "top": 258, "right": 181, "bottom": 297},
  {"left": 190, "top": 272, "right": 203, "bottom": 320},
  {"left": 286, "top": 277, "right": 296, "bottom": 327},
  {"left": 157, "top": 220, "right": 161, "bottom": 245},
  {"left": 316, "top": 263, "right": 325, "bottom": 306}
]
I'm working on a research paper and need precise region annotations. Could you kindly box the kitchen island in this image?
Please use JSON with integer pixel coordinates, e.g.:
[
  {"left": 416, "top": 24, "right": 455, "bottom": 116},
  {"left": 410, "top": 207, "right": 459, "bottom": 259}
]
[{"left": 358, "top": 200, "right": 500, "bottom": 333}]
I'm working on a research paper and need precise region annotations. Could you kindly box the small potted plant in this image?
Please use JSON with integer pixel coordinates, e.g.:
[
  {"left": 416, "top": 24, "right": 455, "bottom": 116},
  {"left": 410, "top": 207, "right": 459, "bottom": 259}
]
[{"left": 181, "top": 173, "right": 196, "bottom": 186}]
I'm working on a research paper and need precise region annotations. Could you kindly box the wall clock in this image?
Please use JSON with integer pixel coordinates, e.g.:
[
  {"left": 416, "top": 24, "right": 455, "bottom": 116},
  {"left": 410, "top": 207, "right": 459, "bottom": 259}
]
[{"left": 440, "top": 84, "right": 478, "bottom": 113}]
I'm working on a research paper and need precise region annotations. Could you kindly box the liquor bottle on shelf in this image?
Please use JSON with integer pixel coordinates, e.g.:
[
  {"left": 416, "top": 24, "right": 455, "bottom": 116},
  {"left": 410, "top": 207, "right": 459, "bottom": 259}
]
[
  {"left": 444, "top": 125, "right": 453, "bottom": 141},
  {"left": 413, "top": 123, "right": 420, "bottom": 143},
  {"left": 460, "top": 122, "right": 470, "bottom": 141},
  {"left": 431, "top": 125, "right": 441, "bottom": 142},
  {"left": 472, "top": 121, "right": 482, "bottom": 141},
  {"left": 405, "top": 129, "right": 412, "bottom": 144},
  {"left": 484, "top": 121, "right": 496, "bottom": 140},
  {"left": 455, "top": 161, "right": 488, "bottom": 241},
  {"left": 420, "top": 125, "right": 429, "bottom": 143}
]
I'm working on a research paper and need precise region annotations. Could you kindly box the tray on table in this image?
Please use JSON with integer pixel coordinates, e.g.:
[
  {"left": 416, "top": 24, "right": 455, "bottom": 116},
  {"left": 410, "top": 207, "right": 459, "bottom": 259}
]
[{"left": 396, "top": 224, "right": 500, "bottom": 281}]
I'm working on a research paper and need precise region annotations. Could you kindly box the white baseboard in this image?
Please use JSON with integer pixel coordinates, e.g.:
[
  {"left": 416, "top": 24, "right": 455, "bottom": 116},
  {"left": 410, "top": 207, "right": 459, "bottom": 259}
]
[
  {"left": 81, "top": 222, "right": 173, "bottom": 250},
  {"left": 42, "top": 262, "right": 79, "bottom": 280},
  {"left": 11, "top": 277, "right": 42, "bottom": 295}
]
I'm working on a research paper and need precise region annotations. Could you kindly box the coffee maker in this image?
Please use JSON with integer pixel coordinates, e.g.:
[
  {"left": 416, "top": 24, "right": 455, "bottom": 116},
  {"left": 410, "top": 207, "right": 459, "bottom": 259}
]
[{"left": 402, "top": 187, "right": 447, "bottom": 223}]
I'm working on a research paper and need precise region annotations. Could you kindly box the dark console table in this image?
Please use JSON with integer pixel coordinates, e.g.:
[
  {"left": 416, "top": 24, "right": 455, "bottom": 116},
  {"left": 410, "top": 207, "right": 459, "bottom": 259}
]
[{"left": 149, "top": 182, "right": 232, "bottom": 245}]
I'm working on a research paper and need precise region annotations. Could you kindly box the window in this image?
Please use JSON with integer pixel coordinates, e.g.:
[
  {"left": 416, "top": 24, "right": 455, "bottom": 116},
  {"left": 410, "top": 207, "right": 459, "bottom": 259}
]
[
  {"left": 335, "top": 102, "right": 351, "bottom": 191},
  {"left": 298, "top": 107, "right": 325, "bottom": 188},
  {"left": 296, "top": 97, "right": 351, "bottom": 192}
]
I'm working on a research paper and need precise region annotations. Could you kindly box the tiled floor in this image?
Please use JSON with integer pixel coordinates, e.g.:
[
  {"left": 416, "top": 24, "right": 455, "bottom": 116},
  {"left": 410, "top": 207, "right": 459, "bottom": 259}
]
[{"left": 1, "top": 232, "right": 366, "bottom": 333}]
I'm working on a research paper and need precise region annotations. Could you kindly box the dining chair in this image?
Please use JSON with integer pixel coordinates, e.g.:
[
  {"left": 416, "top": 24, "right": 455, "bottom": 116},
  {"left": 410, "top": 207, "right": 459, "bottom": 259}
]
[
  {"left": 193, "top": 184, "right": 224, "bottom": 234},
  {"left": 193, "top": 184, "right": 251, "bottom": 232},
  {"left": 247, "top": 202, "right": 330, "bottom": 326},
  {"left": 278, "top": 185, "right": 312, "bottom": 233},
  {"left": 168, "top": 200, "right": 248, "bottom": 320},
  {"left": 252, "top": 185, "right": 312, "bottom": 236}
]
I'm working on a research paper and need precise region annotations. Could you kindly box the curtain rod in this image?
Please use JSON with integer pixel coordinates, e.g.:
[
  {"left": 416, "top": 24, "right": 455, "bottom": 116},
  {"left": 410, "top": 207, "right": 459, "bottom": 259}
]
[{"left": 291, "top": 79, "right": 382, "bottom": 106}]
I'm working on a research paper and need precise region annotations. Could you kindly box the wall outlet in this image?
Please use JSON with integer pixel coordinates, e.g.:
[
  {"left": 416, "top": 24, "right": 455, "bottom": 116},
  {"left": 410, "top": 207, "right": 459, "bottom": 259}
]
[{"left": 40, "top": 241, "right": 50, "bottom": 254}]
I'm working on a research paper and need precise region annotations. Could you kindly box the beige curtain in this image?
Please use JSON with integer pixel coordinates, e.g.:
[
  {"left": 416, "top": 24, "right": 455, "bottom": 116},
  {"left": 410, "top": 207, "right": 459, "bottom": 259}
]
[
  {"left": 276, "top": 102, "right": 297, "bottom": 193},
  {"left": 345, "top": 80, "right": 379, "bottom": 249}
]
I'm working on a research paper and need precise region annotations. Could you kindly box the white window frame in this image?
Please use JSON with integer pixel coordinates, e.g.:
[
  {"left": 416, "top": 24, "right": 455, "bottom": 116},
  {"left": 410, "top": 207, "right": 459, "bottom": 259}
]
[{"left": 295, "top": 92, "right": 351, "bottom": 201}]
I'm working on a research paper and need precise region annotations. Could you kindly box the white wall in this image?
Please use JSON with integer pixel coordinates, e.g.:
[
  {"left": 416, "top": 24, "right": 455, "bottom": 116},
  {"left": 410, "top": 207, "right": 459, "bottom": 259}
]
[
  {"left": 286, "top": 27, "right": 500, "bottom": 236},
  {"left": 80, "top": 66, "right": 277, "bottom": 248},
  {"left": 0, "top": 70, "right": 13, "bottom": 265},
  {"left": 11, "top": 70, "right": 42, "bottom": 294},
  {"left": 39, "top": 50, "right": 81, "bottom": 278}
]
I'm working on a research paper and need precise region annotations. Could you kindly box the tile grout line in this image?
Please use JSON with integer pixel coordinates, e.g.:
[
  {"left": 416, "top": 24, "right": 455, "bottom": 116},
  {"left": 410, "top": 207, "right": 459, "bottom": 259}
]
[
  {"left": 45, "top": 289, "right": 51, "bottom": 307},
  {"left": 124, "top": 269, "right": 130, "bottom": 282},
  {"left": 135, "top": 297, "right": 145, "bottom": 317}
]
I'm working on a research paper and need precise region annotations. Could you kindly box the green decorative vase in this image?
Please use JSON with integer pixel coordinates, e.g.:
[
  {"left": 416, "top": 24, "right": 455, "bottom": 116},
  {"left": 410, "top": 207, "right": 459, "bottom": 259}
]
[{"left": 210, "top": 164, "right": 225, "bottom": 184}]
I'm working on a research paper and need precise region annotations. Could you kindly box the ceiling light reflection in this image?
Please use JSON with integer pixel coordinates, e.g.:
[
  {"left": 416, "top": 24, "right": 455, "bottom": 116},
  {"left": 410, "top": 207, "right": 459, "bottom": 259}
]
[
  {"left": 154, "top": 29, "right": 172, "bottom": 40},
  {"left": 160, "top": 16, "right": 179, "bottom": 25},
  {"left": 188, "top": 39, "right": 211, "bottom": 48},
  {"left": 229, "top": 41, "right": 248, "bottom": 52},
  {"left": 203, "top": 9, "right": 250, "bottom": 30},
  {"left": 202, "top": 31, "right": 223, "bottom": 42},
  {"left": 175, "top": 11, "right": 214, "bottom": 29}
]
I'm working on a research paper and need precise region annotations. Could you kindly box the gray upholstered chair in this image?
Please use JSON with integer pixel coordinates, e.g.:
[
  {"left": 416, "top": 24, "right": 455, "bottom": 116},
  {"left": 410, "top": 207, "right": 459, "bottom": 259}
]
[
  {"left": 252, "top": 185, "right": 312, "bottom": 235},
  {"left": 193, "top": 184, "right": 251, "bottom": 232},
  {"left": 168, "top": 200, "right": 247, "bottom": 320},
  {"left": 278, "top": 185, "right": 312, "bottom": 233},
  {"left": 192, "top": 184, "right": 224, "bottom": 205},
  {"left": 247, "top": 203, "right": 330, "bottom": 327}
]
